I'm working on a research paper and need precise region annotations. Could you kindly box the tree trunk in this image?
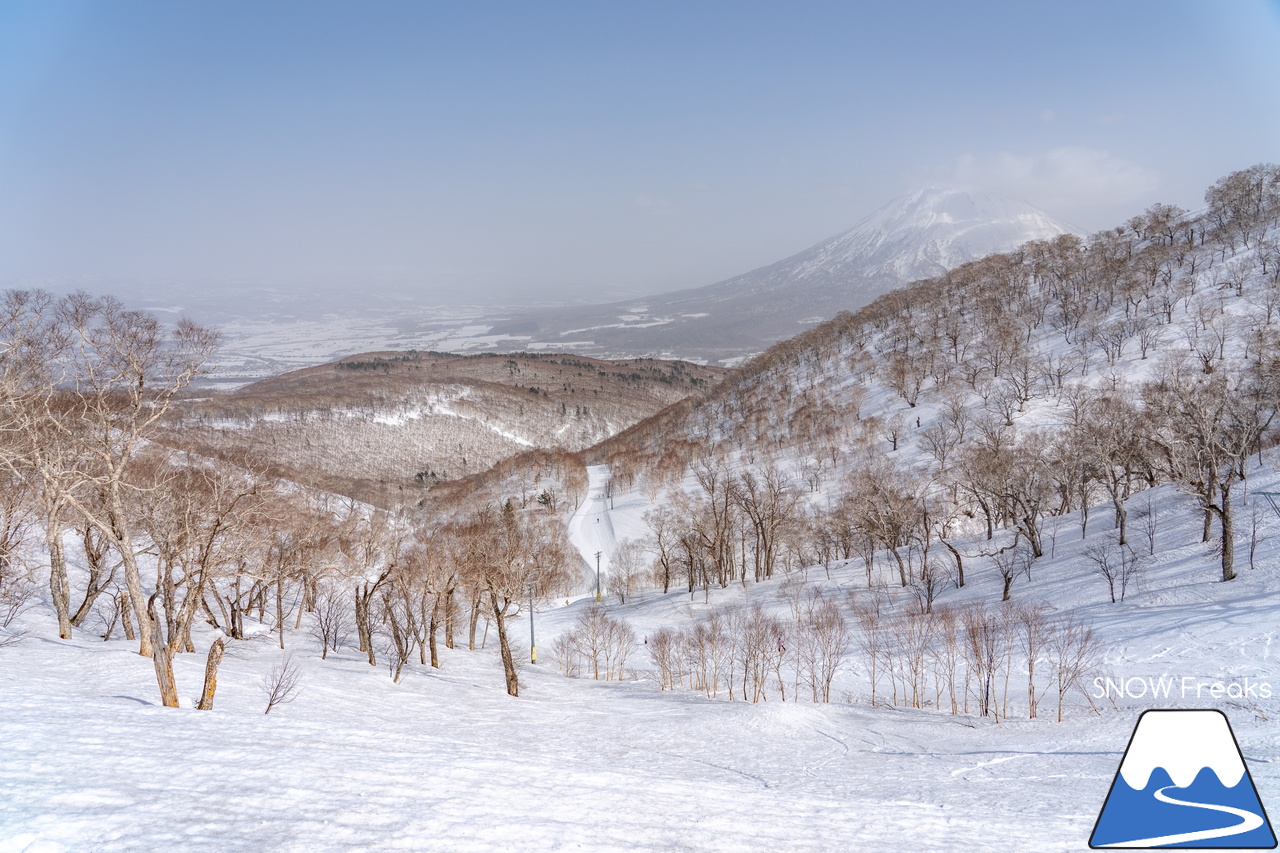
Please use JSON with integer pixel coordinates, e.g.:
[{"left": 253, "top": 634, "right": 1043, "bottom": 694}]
[
  {"left": 444, "top": 588, "right": 455, "bottom": 649},
  {"left": 119, "top": 590, "right": 136, "bottom": 641},
  {"left": 1022, "top": 517, "right": 1044, "bottom": 558},
  {"left": 942, "top": 540, "right": 964, "bottom": 587},
  {"left": 353, "top": 586, "right": 376, "bottom": 666},
  {"left": 70, "top": 523, "right": 113, "bottom": 627},
  {"left": 294, "top": 579, "right": 308, "bottom": 630},
  {"left": 1112, "top": 495, "right": 1127, "bottom": 547},
  {"left": 112, "top": 510, "right": 153, "bottom": 657},
  {"left": 889, "top": 547, "right": 908, "bottom": 587},
  {"left": 468, "top": 592, "right": 480, "bottom": 650},
  {"left": 1220, "top": 481, "right": 1236, "bottom": 582},
  {"left": 1203, "top": 471, "right": 1216, "bottom": 543},
  {"left": 1027, "top": 659, "right": 1036, "bottom": 719},
  {"left": 70, "top": 574, "right": 110, "bottom": 627},
  {"left": 276, "top": 575, "right": 286, "bottom": 650},
  {"left": 197, "top": 638, "right": 225, "bottom": 710},
  {"left": 45, "top": 520, "right": 72, "bottom": 639},
  {"left": 148, "top": 603, "right": 179, "bottom": 708},
  {"left": 490, "top": 592, "right": 519, "bottom": 697},
  {"left": 428, "top": 597, "right": 440, "bottom": 668}
]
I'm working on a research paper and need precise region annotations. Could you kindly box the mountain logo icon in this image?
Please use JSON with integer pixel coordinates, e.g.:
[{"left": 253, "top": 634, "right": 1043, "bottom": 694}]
[{"left": 1090, "top": 709, "right": 1276, "bottom": 848}]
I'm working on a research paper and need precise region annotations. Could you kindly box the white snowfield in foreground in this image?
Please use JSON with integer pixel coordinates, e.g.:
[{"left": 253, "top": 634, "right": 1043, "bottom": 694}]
[
  {"left": 2, "top": 636, "right": 1124, "bottom": 853},
  {"left": 3, "top": 474, "right": 1280, "bottom": 851}
]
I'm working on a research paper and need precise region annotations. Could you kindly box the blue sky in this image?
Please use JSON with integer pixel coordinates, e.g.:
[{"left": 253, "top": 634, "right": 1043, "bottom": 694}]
[{"left": 1, "top": 0, "right": 1278, "bottom": 305}]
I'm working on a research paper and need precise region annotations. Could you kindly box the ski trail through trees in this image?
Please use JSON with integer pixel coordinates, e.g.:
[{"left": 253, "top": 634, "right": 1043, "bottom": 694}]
[{"left": 567, "top": 465, "right": 617, "bottom": 594}]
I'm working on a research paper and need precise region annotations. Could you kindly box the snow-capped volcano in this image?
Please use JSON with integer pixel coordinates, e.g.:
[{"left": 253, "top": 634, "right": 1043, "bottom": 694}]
[
  {"left": 803, "top": 187, "right": 1077, "bottom": 283},
  {"left": 484, "top": 188, "right": 1078, "bottom": 364},
  {"left": 659, "top": 186, "right": 1078, "bottom": 306}
]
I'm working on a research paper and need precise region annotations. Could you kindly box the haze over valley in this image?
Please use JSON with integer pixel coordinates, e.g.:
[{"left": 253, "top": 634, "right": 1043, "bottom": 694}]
[{"left": 3, "top": 4, "right": 1280, "bottom": 852}]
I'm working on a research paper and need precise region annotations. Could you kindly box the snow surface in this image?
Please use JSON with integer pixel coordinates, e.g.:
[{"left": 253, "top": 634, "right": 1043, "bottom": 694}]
[
  {"left": 3, "top": 465, "right": 1279, "bottom": 851},
  {"left": 566, "top": 465, "right": 618, "bottom": 590},
  {"left": 720, "top": 186, "right": 1077, "bottom": 294},
  {"left": 821, "top": 187, "right": 1077, "bottom": 282},
  {"left": 5, "top": 210, "right": 1280, "bottom": 850}
]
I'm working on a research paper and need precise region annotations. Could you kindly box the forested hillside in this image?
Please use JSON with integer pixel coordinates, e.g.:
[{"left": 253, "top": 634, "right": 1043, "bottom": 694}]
[
  {"left": 161, "top": 351, "right": 723, "bottom": 507},
  {"left": 590, "top": 163, "right": 1280, "bottom": 594},
  {"left": 2, "top": 163, "right": 1278, "bottom": 723}
]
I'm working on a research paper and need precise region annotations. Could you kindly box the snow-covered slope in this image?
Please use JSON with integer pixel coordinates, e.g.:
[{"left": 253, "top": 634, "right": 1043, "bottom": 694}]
[
  {"left": 795, "top": 187, "right": 1075, "bottom": 283},
  {"left": 3, "top": 466, "right": 1279, "bottom": 852},
  {"left": 5, "top": 167, "right": 1279, "bottom": 852}
]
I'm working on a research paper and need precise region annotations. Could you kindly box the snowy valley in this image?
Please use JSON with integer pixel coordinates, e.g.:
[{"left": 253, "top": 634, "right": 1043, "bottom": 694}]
[{"left": 3, "top": 165, "right": 1280, "bottom": 852}]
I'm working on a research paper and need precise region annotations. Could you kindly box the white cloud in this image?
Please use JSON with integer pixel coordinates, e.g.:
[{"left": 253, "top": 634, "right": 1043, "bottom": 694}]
[{"left": 947, "top": 147, "right": 1160, "bottom": 209}]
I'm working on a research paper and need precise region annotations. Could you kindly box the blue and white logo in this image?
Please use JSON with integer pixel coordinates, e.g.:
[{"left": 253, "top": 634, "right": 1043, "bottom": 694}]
[{"left": 1091, "top": 709, "right": 1276, "bottom": 848}]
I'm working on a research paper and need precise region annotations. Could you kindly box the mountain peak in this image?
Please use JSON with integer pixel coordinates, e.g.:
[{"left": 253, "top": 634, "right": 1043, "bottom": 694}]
[
  {"left": 482, "top": 187, "right": 1080, "bottom": 364},
  {"left": 810, "top": 187, "right": 1079, "bottom": 283}
]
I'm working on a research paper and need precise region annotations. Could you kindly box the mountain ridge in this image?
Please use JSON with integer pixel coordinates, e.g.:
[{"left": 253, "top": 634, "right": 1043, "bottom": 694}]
[{"left": 482, "top": 187, "right": 1077, "bottom": 364}]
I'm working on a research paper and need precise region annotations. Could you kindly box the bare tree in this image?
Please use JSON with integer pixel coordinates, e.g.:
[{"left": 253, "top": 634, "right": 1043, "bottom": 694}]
[
  {"left": 336, "top": 506, "right": 405, "bottom": 667},
  {"left": 0, "top": 534, "right": 34, "bottom": 648},
  {"left": 1014, "top": 603, "right": 1050, "bottom": 719},
  {"left": 796, "top": 592, "right": 848, "bottom": 702},
  {"left": 842, "top": 461, "right": 924, "bottom": 587},
  {"left": 643, "top": 504, "right": 684, "bottom": 594},
  {"left": 685, "top": 610, "right": 731, "bottom": 698},
  {"left": 733, "top": 461, "right": 801, "bottom": 582},
  {"left": 472, "top": 501, "right": 574, "bottom": 696},
  {"left": 261, "top": 653, "right": 303, "bottom": 714},
  {"left": 1205, "top": 163, "right": 1280, "bottom": 252},
  {"left": 1084, "top": 533, "right": 1145, "bottom": 603},
  {"left": 1046, "top": 612, "right": 1100, "bottom": 722},
  {"left": 962, "top": 604, "right": 1007, "bottom": 720},
  {"left": 1145, "top": 361, "right": 1275, "bottom": 581},
  {"left": 1076, "top": 390, "right": 1150, "bottom": 547},
  {"left": 607, "top": 538, "right": 648, "bottom": 604},
  {"left": 38, "top": 294, "right": 218, "bottom": 656},
  {"left": 1134, "top": 491, "right": 1160, "bottom": 557},
  {"left": 988, "top": 538, "right": 1034, "bottom": 602},
  {"left": 129, "top": 453, "right": 266, "bottom": 707},
  {"left": 0, "top": 468, "right": 35, "bottom": 642},
  {"left": 927, "top": 606, "right": 962, "bottom": 714},
  {"left": 309, "top": 584, "right": 351, "bottom": 659},
  {"left": 70, "top": 512, "right": 117, "bottom": 627},
  {"left": 647, "top": 626, "right": 685, "bottom": 690},
  {"left": 0, "top": 289, "right": 81, "bottom": 639},
  {"left": 850, "top": 590, "right": 888, "bottom": 706}
]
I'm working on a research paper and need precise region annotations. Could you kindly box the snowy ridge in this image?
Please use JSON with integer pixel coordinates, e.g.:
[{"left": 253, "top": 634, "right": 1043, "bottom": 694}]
[
  {"left": 481, "top": 187, "right": 1077, "bottom": 364},
  {"left": 772, "top": 187, "right": 1077, "bottom": 285},
  {"left": 726, "top": 186, "right": 1076, "bottom": 289},
  {"left": 1118, "top": 710, "right": 1247, "bottom": 790},
  {"left": 827, "top": 187, "right": 1076, "bottom": 280}
]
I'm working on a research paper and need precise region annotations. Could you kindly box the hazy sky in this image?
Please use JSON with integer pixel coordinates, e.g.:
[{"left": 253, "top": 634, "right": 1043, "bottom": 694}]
[{"left": 2, "top": 1, "right": 1279, "bottom": 306}]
